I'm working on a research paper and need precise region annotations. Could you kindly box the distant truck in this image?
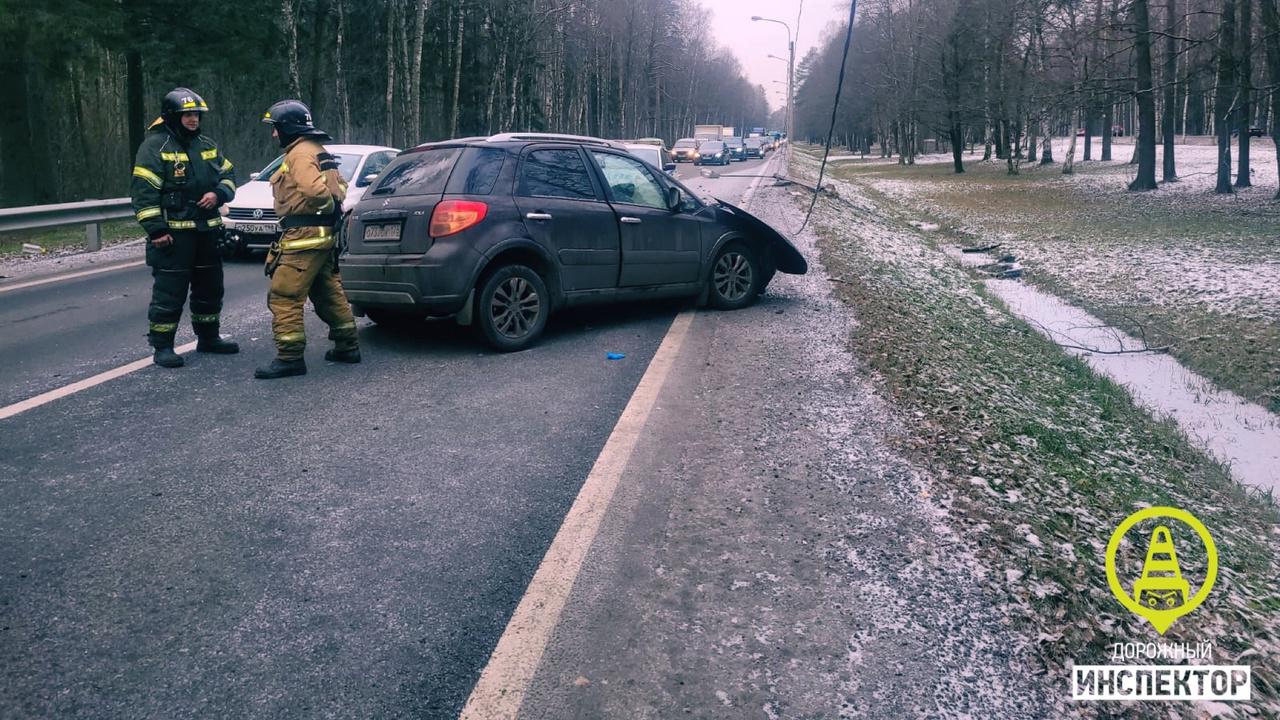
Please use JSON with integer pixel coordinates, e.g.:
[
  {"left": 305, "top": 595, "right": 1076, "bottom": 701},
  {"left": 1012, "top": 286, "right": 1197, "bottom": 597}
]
[
  {"left": 694, "top": 124, "right": 723, "bottom": 141},
  {"left": 722, "top": 126, "right": 737, "bottom": 138}
]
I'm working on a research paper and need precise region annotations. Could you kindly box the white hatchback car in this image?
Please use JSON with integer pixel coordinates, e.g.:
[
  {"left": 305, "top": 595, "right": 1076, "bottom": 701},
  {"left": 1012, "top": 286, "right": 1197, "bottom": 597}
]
[{"left": 220, "top": 144, "right": 399, "bottom": 257}]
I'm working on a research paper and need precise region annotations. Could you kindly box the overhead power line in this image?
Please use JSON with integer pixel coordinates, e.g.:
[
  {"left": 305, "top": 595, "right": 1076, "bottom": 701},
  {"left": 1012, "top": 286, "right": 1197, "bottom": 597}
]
[{"left": 797, "top": 0, "right": 858, "bottom": 235}]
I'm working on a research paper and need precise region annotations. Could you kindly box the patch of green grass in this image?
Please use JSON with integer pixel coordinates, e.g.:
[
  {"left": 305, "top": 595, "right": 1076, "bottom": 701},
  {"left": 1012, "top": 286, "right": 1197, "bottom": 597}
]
[
  {"left": 0, "top": 220, "right": 141, "bottom": 258},
  {"left": 829, "top": 156, "right": 1280, "bottom": 412}
]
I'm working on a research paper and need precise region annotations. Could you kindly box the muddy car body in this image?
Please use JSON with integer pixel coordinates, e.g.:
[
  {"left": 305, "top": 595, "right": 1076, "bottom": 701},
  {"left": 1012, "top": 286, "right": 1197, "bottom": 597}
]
[{"left": 340, "top": 133, "right": 807, "bottom": 351}]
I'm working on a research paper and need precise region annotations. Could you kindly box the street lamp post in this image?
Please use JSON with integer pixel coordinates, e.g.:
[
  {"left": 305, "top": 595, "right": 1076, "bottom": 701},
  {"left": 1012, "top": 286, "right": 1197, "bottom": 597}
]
[{"left": 752, "top": 15, "right": 794, "bottom": 155}]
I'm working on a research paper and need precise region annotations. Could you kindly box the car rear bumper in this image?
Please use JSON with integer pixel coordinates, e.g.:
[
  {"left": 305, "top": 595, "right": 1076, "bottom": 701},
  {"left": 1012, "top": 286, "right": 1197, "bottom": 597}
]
[{"left": 340, "top": 252, "right": 472, "bottom": 317}]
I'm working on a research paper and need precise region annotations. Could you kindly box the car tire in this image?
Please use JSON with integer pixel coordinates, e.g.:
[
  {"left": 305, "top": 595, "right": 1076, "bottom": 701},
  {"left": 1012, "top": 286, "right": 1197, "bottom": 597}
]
[
  {"left": 708, "top": 241, "right": 761, "bottom": 311},
  {"left": 475, "top": 264, "right": 549, "bottom": 352}
]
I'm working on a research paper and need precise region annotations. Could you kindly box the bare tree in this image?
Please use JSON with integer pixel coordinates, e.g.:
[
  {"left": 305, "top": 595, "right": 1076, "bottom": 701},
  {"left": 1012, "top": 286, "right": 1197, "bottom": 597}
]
[
  {"left": 1260, "top": 0, "right": 1280, "bottom": 195},
  {"left": 1130, "top": 0, "right": 1159, "bottom": 189},
  {"left": 1215, "top": 0, "right": 1237, "bottom": 193},
  {"left": 1236, "top": 0, "right": 1253, "bottom": 187},
  {"left": 1162, "top": 0, "right": 1179, "bottom": 180}
]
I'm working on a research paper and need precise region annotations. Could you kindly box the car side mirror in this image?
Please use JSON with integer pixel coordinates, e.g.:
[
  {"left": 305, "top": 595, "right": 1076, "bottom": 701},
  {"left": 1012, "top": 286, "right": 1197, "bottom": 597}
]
[
  {"left": 250, "top": 172, "right": 261, "bottom": 181},
  {"left": 666, "top": 186, "right": 682, "bottom": 211},
  {"left": 664, "top": 163, "right": 677, "bottom": 173},
  {"left": 356, "top": 173, "right": 379, "bottom": 188}
]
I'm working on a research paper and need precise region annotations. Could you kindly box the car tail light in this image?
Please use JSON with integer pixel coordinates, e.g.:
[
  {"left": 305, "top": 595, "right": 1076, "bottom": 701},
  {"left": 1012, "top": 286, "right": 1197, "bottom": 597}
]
[{"left": 429, "top": 200, "right": 488, "bottom": 237}]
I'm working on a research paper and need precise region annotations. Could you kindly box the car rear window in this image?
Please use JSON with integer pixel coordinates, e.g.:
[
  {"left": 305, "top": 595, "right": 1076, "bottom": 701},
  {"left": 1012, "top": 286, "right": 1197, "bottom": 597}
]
[
  {"left": 446, "top": 147, "right": 507, "bottom": 195},
  {"left": 371, "top": 148, "right": 461, "bottom": 196}
]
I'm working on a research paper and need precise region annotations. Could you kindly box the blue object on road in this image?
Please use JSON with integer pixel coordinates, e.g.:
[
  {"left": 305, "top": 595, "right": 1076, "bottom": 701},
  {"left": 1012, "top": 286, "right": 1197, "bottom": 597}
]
[{"left": 606, "top": 352, "right": 626, "bottom": 360}]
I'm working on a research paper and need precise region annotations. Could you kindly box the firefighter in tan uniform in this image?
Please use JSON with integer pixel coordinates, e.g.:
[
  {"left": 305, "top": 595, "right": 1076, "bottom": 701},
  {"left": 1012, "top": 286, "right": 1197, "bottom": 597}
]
[{"left": 255, "top": 99, "right": 361, "bottom": 379}]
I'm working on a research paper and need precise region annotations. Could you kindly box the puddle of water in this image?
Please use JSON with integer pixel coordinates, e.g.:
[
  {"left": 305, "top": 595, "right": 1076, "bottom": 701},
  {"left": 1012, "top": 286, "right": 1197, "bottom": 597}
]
[{"left": 947, "top": 247, "right": 1280, "bottom": 494}]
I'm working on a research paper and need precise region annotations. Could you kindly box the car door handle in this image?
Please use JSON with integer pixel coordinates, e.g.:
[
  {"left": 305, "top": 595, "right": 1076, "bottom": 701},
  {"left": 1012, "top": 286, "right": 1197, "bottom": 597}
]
[
  {"left": 620, "top": 217, "right": 642, "bottom": 224},
  {"left": 525, "top": 212, "right": 553, "bottom": 221}
]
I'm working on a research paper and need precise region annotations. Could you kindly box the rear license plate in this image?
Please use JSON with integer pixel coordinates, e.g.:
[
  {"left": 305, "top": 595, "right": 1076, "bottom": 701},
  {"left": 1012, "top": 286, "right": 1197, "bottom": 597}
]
[
  {"left": 363, "top": 223, "right": 402, "bottom": 241},
  {"left": 237, "top": 222, "right": 278, "bottom": 235}
]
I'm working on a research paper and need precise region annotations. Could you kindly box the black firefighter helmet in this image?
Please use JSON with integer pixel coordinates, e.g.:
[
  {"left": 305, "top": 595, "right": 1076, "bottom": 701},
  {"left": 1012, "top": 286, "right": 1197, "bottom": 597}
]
[
  {"left": 261, "top": 99, "right": 331, "bottom": 142},
  {"left": 161, "top": 88, "right": 209, "bottom": 117}
]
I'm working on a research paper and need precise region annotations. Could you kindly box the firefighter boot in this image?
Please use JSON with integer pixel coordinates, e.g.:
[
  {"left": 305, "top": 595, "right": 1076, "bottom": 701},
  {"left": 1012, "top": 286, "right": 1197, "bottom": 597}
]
[
  {"left": 254, "top": 358, "right": 307, "bottom": 379},
  {"left": 324, "top": 348, "right": 361, "bottom": 363},
  {"left": 149, "top": 332, "right": 184, "bottom": 368},
  {"left": 195, "top": 327, "right": 240, "bottom": 354}
]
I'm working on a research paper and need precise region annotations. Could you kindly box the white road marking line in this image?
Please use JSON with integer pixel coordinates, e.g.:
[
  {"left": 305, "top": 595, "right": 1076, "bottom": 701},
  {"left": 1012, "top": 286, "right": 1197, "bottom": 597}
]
[
  {"left": 460, "top": 310, "right": 697, "bottom": 720},
  {"left": 740, "top": 152, "right": 778, "bottom": 208},
  {"left": 0, "top": 341, "right": 198, "bottom": 421},
  {"left": 0, "top": 260, "right": 146, "bottom": 294}
]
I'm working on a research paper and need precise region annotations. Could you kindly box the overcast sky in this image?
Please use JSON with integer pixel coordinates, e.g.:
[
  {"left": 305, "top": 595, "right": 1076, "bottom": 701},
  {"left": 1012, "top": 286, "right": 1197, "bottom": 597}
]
[{"left": 701, "top": 0, "right": 849, "bottom": 111}]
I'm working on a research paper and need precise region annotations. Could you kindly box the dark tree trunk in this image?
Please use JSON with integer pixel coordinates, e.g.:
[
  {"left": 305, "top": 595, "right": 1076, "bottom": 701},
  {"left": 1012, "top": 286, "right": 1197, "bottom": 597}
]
[
  {"left": 950, "top": 119, "right": 965, "bottom": 173},
  {"left": 1215, "top": 0, "right": 1237, "bottom": 193},
  {"left": 1084, "top": 109, "right": 1093, "bottom": 160},
  {"left": 1102, "top": 105, "right": 1113, "bottom": 160},
  {"left": 307, "top": 0, "right": 331, "bottom": 111},
  {"left": 1129, "top": 0, "right": 1159, "bottom": 190},
  {"left": 126, "top": 49, "right": 145, "bottom": 160},
  {"left": 1260, "top": 0, "right": 1280, "bottom": 196},
  {"left": 1040, "top": 133, "right": 1054, "bottom": 164},
  {"left": 1162, "top": 0, "right": 1179, "bottom": 180},
  {"left": 1236, "top": 0, "right": 1253, "bottom": 187}
]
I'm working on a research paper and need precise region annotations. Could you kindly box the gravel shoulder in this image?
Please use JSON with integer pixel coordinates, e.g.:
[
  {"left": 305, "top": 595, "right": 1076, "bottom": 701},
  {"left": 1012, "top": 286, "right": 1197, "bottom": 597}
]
[{"left": 0, "top": 237, "right": 146, "bottom": 284}]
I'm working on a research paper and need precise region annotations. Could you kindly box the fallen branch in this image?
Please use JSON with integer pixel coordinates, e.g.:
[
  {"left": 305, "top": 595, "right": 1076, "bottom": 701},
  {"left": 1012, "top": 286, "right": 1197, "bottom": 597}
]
[{"left": 962, "top": 243, "right": 1002, "bottom": 253}]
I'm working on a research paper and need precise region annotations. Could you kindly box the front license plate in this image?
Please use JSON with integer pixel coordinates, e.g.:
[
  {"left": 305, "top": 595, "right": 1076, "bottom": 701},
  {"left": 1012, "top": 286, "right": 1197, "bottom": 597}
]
[
  {"left": 363, "top": 223, "right": 402, "bottom": 241},
  {"left": 237, "top": 222, "right": 278, "bottom": 234}
]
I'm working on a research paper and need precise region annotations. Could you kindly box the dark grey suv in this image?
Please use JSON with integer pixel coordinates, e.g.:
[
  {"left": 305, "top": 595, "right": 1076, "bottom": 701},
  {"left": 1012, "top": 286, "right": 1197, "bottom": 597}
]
[{"left": 341, "top": 133, "right": 807, "bottom": 351}]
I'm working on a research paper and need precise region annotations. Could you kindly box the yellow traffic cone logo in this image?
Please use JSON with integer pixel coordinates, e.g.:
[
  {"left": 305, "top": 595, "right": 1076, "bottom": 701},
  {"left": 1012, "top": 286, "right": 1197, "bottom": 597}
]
[
  {"left": 1132, "top": 526, "right": 1190, "bottom": 611},
  {"left": 1105, "top": 507, "right": 1218, "bottom": 634}
]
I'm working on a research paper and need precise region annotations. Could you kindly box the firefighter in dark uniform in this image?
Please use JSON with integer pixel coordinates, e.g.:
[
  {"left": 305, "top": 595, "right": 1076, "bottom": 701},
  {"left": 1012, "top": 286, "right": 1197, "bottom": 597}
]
[
  {"left": 254, "top": 99, "right": 360, "bottom": 379},
  {"left": 130, "top": 87, "right": 240, "bottom": 367}
]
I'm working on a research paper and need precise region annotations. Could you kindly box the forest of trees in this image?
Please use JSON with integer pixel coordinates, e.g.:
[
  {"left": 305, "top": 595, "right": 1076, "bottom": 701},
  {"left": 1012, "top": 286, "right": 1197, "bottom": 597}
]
[
  {"left": 794, "top": 0, "right": 1280, "bottom": 194},
  {"left": 0, "top": 0, "right": 771, "bottom": 207}
]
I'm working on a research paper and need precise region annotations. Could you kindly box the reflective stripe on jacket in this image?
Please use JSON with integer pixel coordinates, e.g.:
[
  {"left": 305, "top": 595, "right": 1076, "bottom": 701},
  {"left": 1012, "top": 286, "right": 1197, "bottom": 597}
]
[{"left": 129, "top": 119, "right": 236, "bottom": 237}]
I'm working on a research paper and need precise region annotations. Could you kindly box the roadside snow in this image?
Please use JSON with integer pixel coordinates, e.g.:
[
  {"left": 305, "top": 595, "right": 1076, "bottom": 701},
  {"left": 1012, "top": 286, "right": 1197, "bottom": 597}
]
[{"left": 949, "top": 246, "right": 1280, "bottom": 492}]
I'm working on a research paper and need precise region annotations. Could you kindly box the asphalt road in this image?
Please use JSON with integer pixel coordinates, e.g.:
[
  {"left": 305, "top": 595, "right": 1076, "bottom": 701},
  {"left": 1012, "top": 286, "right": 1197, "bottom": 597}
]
[{"left": 0, "top": 154, "right": 781, "bottom": 719}]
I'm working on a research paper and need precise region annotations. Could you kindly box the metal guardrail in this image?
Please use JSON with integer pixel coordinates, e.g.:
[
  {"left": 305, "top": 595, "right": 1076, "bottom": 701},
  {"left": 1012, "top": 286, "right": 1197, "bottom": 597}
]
[{"left": 0, "top": 198, "right": 134, "bottom": 252}]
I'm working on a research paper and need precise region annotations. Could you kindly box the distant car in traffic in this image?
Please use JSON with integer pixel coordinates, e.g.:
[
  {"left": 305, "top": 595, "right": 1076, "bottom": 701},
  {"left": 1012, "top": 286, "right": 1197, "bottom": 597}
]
[
  {"left": 695, "top": 140, "right": 731, "bottom": 166},
  {"left": 672, "top": 138, "right": 700, "bottom": 163},
  {"left": 341, "top": 133, "right": 808, "bottom": 351},
  {"left": 220, "top": 144, "right": 399, "bottom": 258},
  {"left": 743, "top": 137, "right": 766, "bottom": 158},
  {"left": 624, "top": 142, "right": 678, "bottom": 177},
  {"left": 724, "top": 137, "right": 746, "bottom": 161}
]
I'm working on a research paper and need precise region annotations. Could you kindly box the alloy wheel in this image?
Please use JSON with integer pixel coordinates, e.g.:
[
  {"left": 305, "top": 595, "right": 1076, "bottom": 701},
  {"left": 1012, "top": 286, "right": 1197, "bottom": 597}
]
[
  {"left": 491, "top": 277, "right": 541, "bottom": 339},
  {"left": 714, "top": 251, "right": 754, "bottom": 302}
]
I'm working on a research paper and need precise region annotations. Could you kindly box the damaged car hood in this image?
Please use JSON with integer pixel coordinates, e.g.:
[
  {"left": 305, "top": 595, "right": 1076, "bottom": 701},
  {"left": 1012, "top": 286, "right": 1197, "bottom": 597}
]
[{"left": 712, "top": 199, "right": 808, "bottom": 275}]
